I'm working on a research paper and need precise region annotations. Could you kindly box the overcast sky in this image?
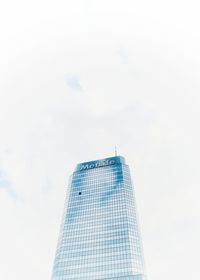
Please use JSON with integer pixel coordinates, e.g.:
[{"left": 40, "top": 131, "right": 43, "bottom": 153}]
[{"left": 1, "top": 0, "right": 200, "bottom": 279}]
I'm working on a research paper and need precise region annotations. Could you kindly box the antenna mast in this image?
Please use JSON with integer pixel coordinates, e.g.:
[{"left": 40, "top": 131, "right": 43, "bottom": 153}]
[{"left": 115, "top": 146, "right": 117, "bottom": 156}]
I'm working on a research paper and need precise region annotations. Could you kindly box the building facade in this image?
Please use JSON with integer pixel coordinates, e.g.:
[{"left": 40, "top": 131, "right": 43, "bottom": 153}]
[{"left": 51, "top": 156, "right": 146, "bottom": 280}]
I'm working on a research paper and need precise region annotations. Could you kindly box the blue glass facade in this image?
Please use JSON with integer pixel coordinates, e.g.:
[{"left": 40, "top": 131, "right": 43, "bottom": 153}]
[{"left": 52, "top": 156, "right": 146, "bottom": 280}]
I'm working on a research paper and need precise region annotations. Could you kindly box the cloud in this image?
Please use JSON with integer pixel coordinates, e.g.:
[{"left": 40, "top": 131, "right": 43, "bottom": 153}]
[
  {"left": 116, "top": 48, "right": 129, "bottom": 62},
  {"left": 65, "top": 75, "right": 82, "bottom": 91},
  {"left": 0, "top": 171, "right": 19, "bottom": 200},
  {"left": 0, "top": 176, "right": 10, "bottom": 189}
]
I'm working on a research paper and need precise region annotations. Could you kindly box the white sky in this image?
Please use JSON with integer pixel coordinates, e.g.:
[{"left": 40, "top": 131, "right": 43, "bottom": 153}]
[{"left": 0, "top": 0, "right": 200, "bottom": 279}]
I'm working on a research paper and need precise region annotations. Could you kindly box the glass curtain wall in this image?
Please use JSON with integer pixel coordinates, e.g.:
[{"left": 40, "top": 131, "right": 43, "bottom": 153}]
[{"left": 51, "top": 156, "right": 146, "bottom": 280}]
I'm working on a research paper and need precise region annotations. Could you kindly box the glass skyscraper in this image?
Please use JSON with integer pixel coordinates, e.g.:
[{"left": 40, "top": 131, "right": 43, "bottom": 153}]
[{"left": 51, "top": 156, "right": 146, "bottom": 280}]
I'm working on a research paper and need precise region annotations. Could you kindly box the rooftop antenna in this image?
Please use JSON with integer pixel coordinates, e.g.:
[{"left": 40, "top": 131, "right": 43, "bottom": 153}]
[{"left": 115, "top": 146, "right": 117, "bottom": 156}]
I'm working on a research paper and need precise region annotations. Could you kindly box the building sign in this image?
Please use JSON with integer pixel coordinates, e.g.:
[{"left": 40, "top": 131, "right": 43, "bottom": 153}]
[{"left": 80, "top": 159, "right": 116, "bottom": 171}]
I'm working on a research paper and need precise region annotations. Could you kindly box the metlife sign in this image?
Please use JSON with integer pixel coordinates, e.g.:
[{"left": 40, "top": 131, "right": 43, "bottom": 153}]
[
  {"left": 75, "top": 156, "right": 125, "bottom": 172},
  {"left": 80, "top": 159, "right": 116, "bottom": 171}
]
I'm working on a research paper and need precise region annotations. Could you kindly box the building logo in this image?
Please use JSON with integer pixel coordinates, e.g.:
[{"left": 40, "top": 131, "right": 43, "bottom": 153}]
[{"left": 80, "top": 159, "right": 116, "bottom": 171}]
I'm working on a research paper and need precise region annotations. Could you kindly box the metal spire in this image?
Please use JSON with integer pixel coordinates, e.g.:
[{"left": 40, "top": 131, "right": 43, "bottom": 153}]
[{"left": 115, "top": 146, "right": 117, "bottom": 156}]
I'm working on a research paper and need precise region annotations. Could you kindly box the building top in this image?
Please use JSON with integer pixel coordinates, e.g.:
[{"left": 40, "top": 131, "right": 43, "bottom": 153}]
[{"left": 75, "top": 156, "right": 125, "bottom": 172}]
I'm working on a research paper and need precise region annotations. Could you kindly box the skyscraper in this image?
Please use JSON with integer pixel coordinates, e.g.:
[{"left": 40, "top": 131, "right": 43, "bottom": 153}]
[{"left": 51, "top": 156, "right": 146, "bottom": 280}]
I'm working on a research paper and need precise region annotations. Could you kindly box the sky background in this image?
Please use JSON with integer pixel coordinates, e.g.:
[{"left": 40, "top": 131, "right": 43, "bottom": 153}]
[{"left": 1, "top": 0, "right": 200, "bottom": 279}]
